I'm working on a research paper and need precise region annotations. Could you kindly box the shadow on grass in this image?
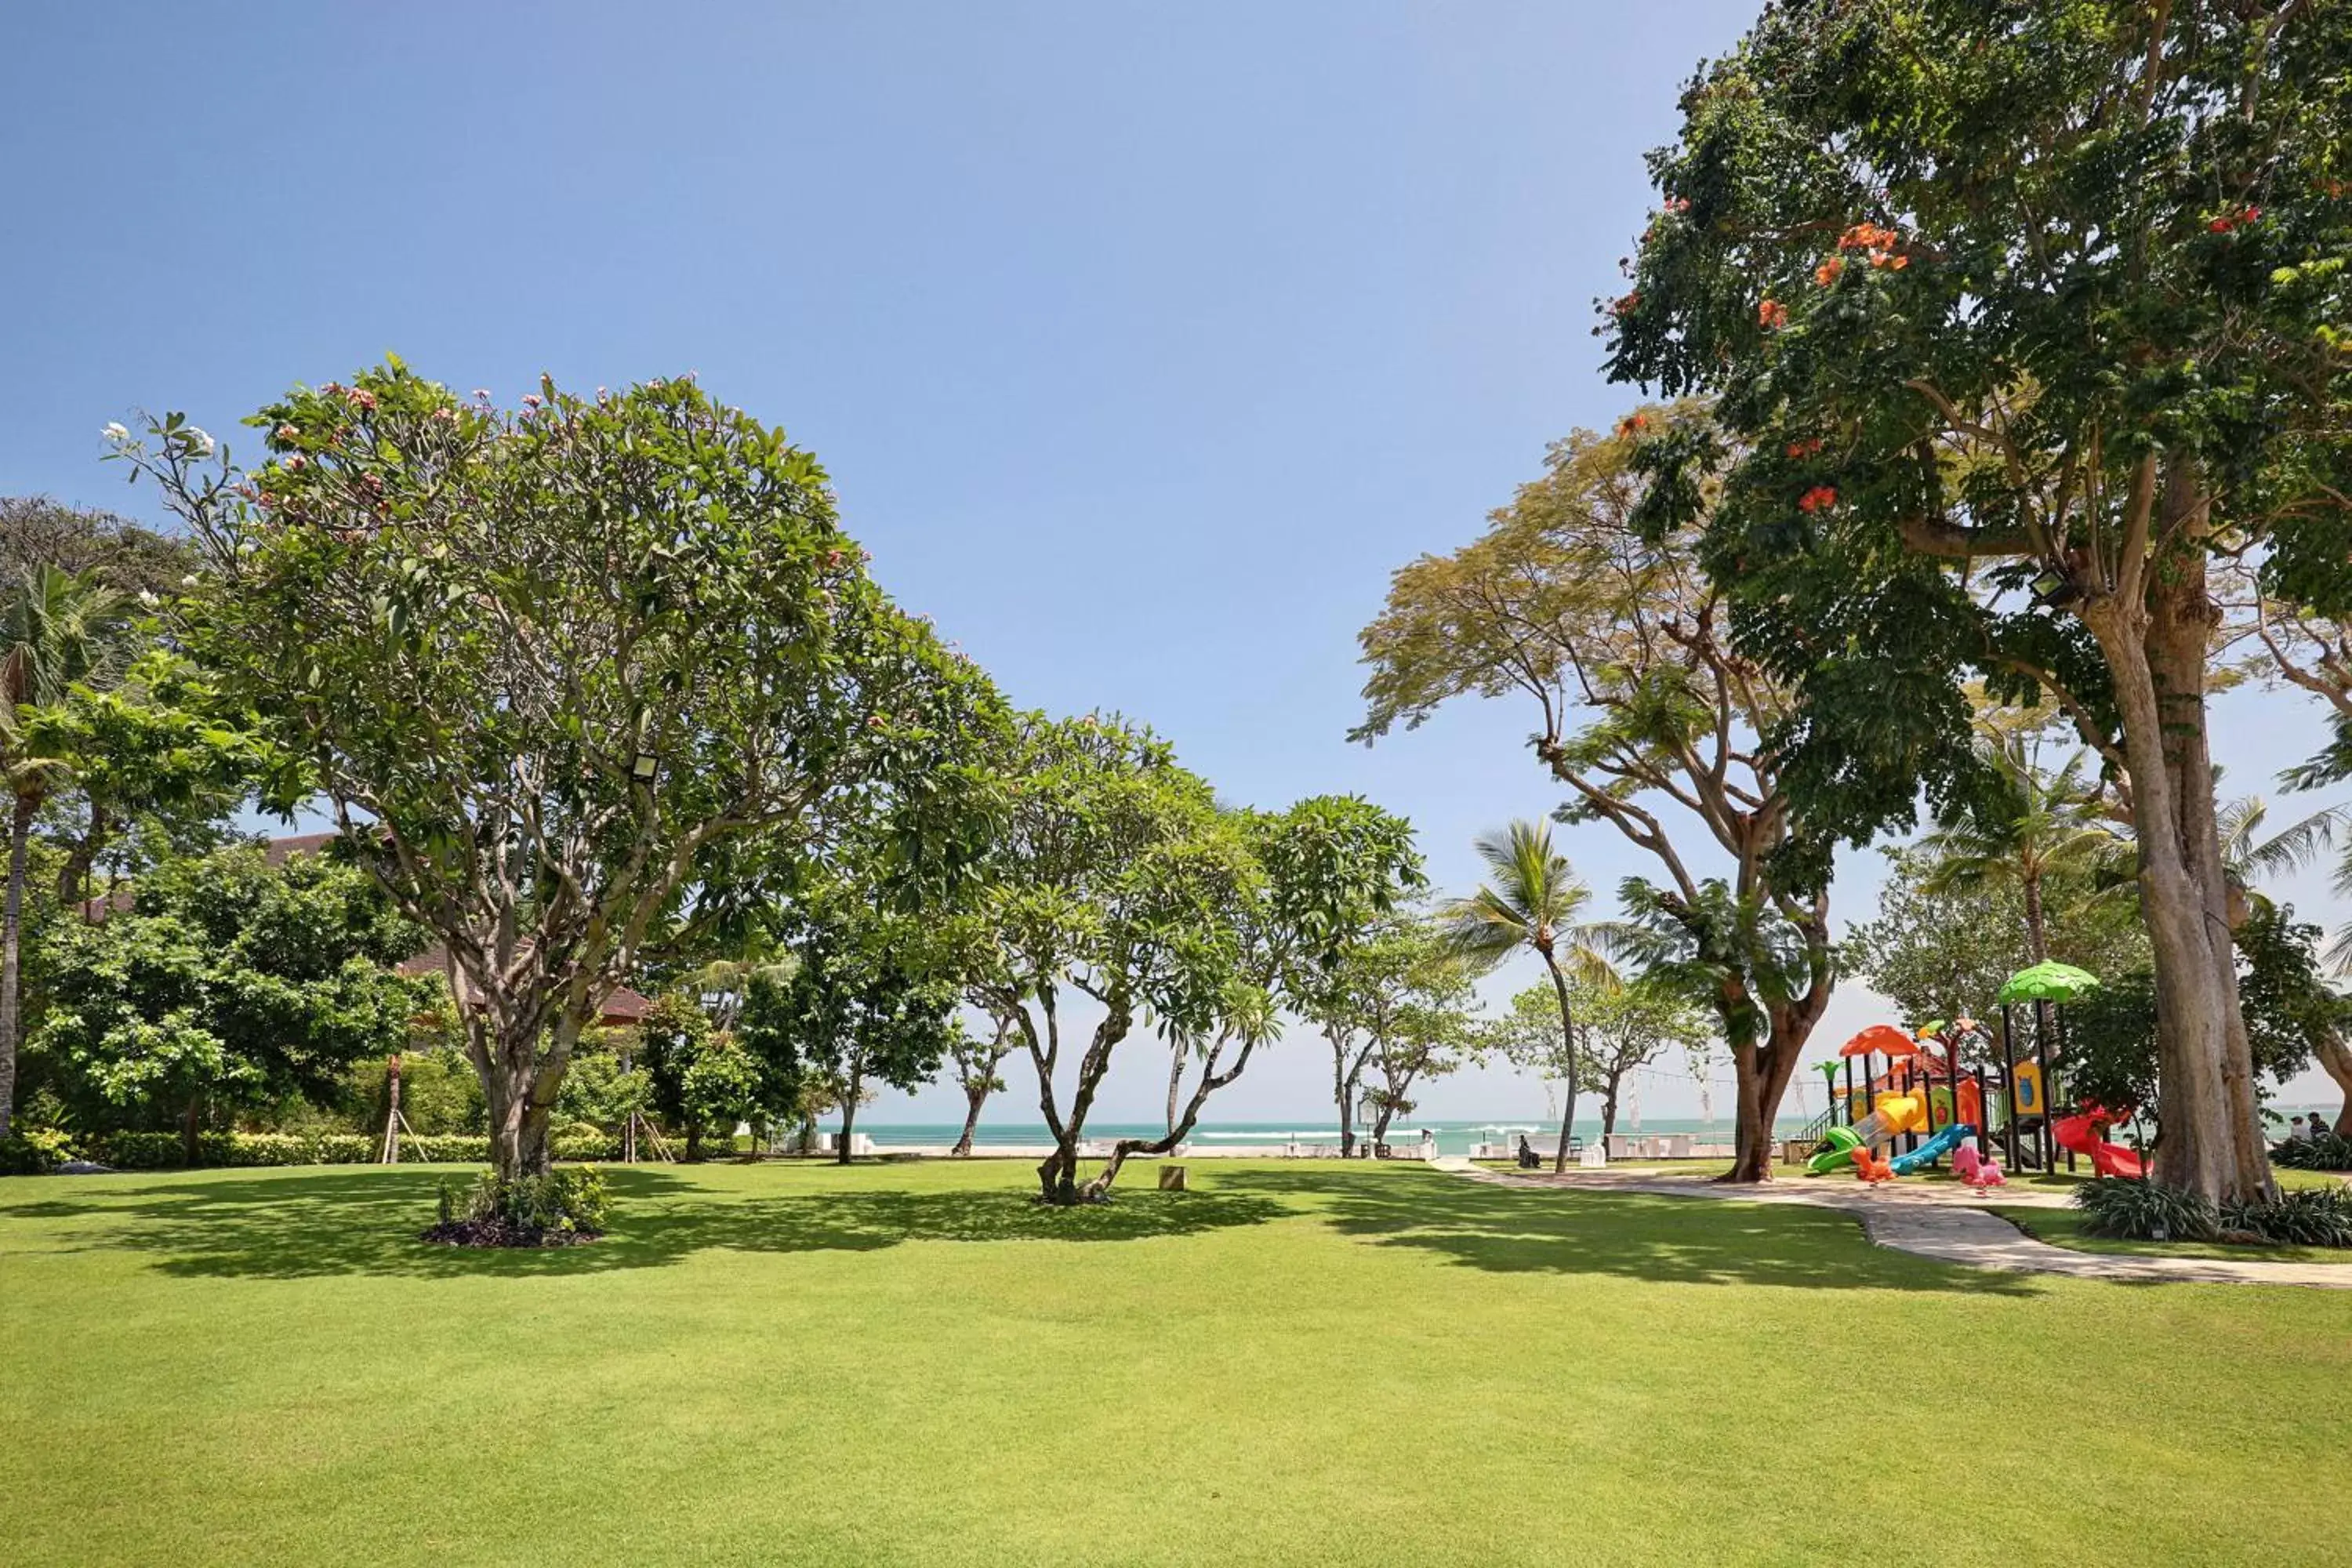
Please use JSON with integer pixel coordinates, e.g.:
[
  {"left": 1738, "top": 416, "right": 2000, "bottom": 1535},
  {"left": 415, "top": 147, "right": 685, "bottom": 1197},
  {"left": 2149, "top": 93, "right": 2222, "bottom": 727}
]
[
  {"left": 1214, "top": 1167, "right": 2037, "bottom": 1296},
  {"left": 0, "top": 1166, "right": 1290, "bottom": 1280}
]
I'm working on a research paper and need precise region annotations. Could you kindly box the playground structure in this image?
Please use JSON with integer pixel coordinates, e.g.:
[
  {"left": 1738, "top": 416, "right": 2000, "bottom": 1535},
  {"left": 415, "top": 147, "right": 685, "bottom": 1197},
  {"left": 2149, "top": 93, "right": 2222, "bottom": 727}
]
[{"left": 1795, "top": 962, "right": 2138, "bottom": 1184}]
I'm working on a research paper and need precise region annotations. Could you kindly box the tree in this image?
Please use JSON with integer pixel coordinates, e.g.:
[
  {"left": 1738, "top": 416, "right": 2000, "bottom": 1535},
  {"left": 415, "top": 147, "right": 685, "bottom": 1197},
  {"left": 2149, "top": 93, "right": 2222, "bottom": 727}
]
[
  {"left": 1102, "top": 794, "right": 1423, "bottom": 1185},
  {"left": 116, "top": 365, "right": 1004, "bottom": 1182},
  {"left": 639, "top": 993, "right": 750, "bottom": 1161},
  {"left": 964, "top": 713, "right": 1251, "bottom": 1205},
  {"left": 2, "top": 564, "right": 130, "bottom": 1137},
  {"left": 1436, "top": 821, "right": 1613, "bottom": 1173},
  {"left": 1358, "top": 935, "right": 1480, "bottom": 1152},
  {"left": 34, "top": 843, "right": 427, "bottom": 1161},
  {"left": 1846, "top": 848, "right": 2150, "bottom": 1030},
  {"left": 946, "top": 1011, "right": 1016, "bottom": 1156},
  {"left": 1602, "top": 2, "right": 2352, "bottom": 1202},
  {"left": 0, "top": 496, "right": 192, "bottom": 599},
  {"left": 1916, "top": 739, "right": 2127, "bottom": 964},
  {"left": 1580, "top": 981, "right": 1710, "bottom": 1140},
  {"left": 741, "top": 878, "right": 966, "bottom": 1165},
  {"left": 1355, "top": 410, "right": 1835, "bottom": 1181}
]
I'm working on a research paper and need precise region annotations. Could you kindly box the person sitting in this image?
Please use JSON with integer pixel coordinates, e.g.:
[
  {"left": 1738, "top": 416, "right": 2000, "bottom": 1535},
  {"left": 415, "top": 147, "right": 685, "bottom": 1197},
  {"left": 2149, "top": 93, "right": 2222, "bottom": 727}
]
[
  {"left": 2287, "top": 1115, "right": 2310, "bottom": 1144},
  {"left": 1516, "top": 1135, "right": 1540, "bottom": 1170}
]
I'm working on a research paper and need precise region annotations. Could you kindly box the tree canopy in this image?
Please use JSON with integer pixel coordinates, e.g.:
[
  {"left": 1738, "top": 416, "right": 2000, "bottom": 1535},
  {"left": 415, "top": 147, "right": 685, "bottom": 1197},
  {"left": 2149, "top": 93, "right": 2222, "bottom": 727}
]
[
  {"left": 114, "top": 363, "right": 1006, "bottom": 1180},
  {"left": 1601, "top": 1, "right": 2351, "bottom": 1202}
]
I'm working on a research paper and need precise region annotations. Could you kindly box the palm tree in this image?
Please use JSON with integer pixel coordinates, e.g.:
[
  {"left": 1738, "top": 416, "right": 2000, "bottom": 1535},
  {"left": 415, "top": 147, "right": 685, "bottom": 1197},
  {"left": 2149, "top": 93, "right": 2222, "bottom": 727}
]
[
  {"left": 1, "top": 566, "right": 128, "bottom": 1137},
  {"left": 1439, "top": 820, "right": 1615, "bottom": 1172},
  {"left": 1917, "top": 740, "right": 2127, "bottom": 961}
]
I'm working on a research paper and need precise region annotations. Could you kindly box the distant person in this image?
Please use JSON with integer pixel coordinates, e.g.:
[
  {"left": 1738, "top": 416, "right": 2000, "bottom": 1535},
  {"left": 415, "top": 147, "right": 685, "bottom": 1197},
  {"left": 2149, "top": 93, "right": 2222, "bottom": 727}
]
[
  {"left": 1516, "top": 1135, "right": 1540, "bottom": 1170},
  {"left": 2287, "top": 1115, "right": 2310, "bottom": 1143}
]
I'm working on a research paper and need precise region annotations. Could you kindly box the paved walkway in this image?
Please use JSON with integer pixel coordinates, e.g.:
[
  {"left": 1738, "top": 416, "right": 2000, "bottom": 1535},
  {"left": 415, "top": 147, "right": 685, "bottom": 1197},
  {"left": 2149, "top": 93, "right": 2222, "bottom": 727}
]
[{"left": 1428, "top": 1160, "right": 2352, "bottom": 1290}]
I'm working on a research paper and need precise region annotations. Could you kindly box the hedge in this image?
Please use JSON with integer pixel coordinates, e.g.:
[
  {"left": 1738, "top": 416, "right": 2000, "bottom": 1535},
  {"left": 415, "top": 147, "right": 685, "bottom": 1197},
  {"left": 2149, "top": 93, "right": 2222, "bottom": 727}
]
[{"left": 71, "top": 1130, "right": 627, "bottom": 1171}]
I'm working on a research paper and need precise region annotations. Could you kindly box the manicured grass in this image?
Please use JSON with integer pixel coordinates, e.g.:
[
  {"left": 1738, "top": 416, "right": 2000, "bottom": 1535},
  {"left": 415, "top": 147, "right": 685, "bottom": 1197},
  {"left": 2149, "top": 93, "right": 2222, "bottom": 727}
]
[{"left": 4, "top": 1159, "right": 2348, "bottom": 1566}]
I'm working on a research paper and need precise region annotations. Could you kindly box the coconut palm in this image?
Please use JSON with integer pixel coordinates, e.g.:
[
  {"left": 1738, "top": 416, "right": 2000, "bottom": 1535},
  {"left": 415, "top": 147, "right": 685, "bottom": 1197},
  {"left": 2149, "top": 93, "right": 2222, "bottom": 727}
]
[
  {"left": 1917, "top": 741, "right": 2129, "bottom": 962},
  {"left": 1439, "top": 819, "right": 1616, "bottom": 1171},
  {"left": 1, "top": 565, "right": 129, "bottom": 1136}
]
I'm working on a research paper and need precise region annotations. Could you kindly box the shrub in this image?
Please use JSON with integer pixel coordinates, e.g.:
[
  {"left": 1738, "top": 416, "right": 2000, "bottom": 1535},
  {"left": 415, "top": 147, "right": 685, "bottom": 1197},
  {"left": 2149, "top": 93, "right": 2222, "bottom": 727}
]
[
  {"left": 93, "top": 1131, "right": 191, "bottom": 1169},
  {"left": 2072, "top": 1177, "right": 2218, "bottom": 1242},
  {"left": 2221, "top": 1187, "right": 2352, "bottom": 1248},
  {"left": 2272, "top": 1131, "right": 2352, "bottom": 1171},
  {"left": 0, "top": 1127, "right": 79, "bottom": 1174},
  {"left": 430, "top": 1166, "right": 609, "bottom": 1247}
]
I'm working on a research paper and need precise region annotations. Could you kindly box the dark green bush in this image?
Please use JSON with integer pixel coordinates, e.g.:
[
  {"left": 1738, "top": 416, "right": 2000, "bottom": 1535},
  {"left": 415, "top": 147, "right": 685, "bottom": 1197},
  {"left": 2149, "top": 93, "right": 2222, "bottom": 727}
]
[
  {"left": 2272, "top": 1131, "right": 2352, "bottom": 1171},
  {"left": 2221, "top": 1187, "right": 2352, "bottom": 1248},
  {"left": 2072, "top": 1177, "right": 2218, "bottom": 1242},
  {"left": 0, "top": 1127, "right": 78, "bottom": 1174}
]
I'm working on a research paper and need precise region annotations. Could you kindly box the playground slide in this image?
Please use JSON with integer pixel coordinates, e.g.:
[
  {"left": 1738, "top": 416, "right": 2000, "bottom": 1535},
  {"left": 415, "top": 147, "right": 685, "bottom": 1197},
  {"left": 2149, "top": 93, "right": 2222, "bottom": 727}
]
[
  {"left": 1806, "top": 1125, "right": 1865, "bottom": 1174},
  {"left": 1886, "top": 1122, "right": 1973, "bottom": 1176},
  {"left": 1806, "top": 1092, "right": 1927, "bottom": 1174},
  {"left": 2053, "top": 1109, "right": 2144, "bottom": 1178}
]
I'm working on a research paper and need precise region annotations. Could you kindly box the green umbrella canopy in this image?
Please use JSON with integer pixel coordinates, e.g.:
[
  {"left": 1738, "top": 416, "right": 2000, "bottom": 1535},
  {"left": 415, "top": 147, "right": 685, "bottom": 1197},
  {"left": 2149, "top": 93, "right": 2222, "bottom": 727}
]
[{"left": 1997, "top": 961, "right": 2101, "bottom": 1006}]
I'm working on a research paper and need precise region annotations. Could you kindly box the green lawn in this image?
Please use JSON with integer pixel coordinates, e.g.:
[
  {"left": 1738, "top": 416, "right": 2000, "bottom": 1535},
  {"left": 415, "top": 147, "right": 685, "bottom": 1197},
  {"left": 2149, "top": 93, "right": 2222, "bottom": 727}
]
[{"left": 3, "top": 1159, "right": 2347, "bottom": 1566}]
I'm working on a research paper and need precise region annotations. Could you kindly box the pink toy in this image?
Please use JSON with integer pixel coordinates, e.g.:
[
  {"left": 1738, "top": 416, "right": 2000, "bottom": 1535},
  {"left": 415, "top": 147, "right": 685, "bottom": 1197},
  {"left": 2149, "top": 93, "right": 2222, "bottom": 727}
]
[{"left": 1953, "top": 1142, "right": 2005, "bottom": 1190}]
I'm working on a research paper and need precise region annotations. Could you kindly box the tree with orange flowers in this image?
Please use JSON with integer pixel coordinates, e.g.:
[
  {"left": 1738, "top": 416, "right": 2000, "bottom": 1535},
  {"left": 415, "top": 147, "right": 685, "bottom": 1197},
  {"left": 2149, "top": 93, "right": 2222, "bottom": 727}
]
[{"left": 1605, "top": 0, "right": 2352, "bottom": 1204}]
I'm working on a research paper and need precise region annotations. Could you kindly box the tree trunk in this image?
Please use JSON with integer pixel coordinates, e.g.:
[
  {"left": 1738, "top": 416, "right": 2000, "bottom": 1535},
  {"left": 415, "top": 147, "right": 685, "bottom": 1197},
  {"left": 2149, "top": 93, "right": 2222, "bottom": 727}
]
[
  {"left": 953, "top": 1081, "right": 989, "bottom": 1156},
  {"left": 1721, "top": 1004, "right": 1811, "bottom": 1183},
  {"left": 2082, "top": 519, "right": 2271, "bottom": 1204},
  {"left": 2315, "top": 1030, "right": 2352, "bottom": 1139},
  {"left": 835, "top": 1063, "right": 862, "bottom": 1166},
  {"left": 0, "top": 793, "right": 33, "bottom": 1140},
  {"left": 1166, "top": 1036, "right": 1186, "bottom": 1135},
  {"left": 1544, "top": 953, "right": 1579, "bottom": 1174},
  {"left": 1602, "top": 1083, "right": 1621, "bottom": 1138},
  {"left": 2021, "top": 872, "right": 2049, "bottom": 964},
  {"left": 181, "top": 1093, "right": 202, "bottom": 1167}
]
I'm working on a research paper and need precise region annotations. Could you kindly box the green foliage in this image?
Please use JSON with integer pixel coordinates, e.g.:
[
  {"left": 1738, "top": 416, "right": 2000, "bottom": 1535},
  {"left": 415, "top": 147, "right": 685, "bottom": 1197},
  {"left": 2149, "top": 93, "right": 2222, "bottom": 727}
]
[
  {"left": 2220, "top": 1187, "right": 2352, "bottom": 1249},
  {"left": 2272, "top": 1131, "right": 2352, "bottom": 1172},
  {"left": 32, "top": 844, "right": 430, "bottom": 1127},
  {"left": 1846, "top": 847, "right": 2150, "bottom": 1028},
  {"left": 0, "top": 1126, "right": 77, "bottom": 1174},
  {"left": 2073, "top": 1178, "right": 2218, "bottom": 1244},
  {"left": 1605, "top": 2, "right": 2352, "bottom": 848},
  {"left": 552, "top": 1037, "right": 651, "bottom": 1130},
  {"left": 741, "top": 864, "right": 968, "bottom": 1143},
  {"left": 115, "top": 363, "right": 1007, "bottom": 1173},
  {"left": 435, "top": 1165, "right": 609, "bottom": 1239}
]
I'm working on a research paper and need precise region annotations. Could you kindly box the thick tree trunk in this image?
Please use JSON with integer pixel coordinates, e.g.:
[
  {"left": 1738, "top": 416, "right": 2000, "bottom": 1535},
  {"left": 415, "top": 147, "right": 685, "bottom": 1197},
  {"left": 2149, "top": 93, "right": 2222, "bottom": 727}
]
[
  {"left": 1082, "top": 1030, "right": 1258, "bottom": 1200},
  {"left": 1602, "top": 1084, "right": 1621, "bottom": 1138},
  {"left": 2022, "top": 873, "right": 2049, "bottom": 964},
  {"left": 1544, "top": 954, "right": 1579, "bottom": 1174},
  {"left": 1721, "top": 1004, "right": 1812, "bottom": 1184},
  {"left": 0, "top": 794, "right": 33, "bottom": 1140},
  {"left": 2314, "top": 1031, "right": 2352, "bottom": 1139},
  {"left": 953, "top": 1081, "right": 989, "bottom": 1156},
  {"left": 2082, "top": 517, "right": 2271, "bottom": 1203},
  {"left": 181, "top": 1093, "right": 202, "bottom": 1167}
]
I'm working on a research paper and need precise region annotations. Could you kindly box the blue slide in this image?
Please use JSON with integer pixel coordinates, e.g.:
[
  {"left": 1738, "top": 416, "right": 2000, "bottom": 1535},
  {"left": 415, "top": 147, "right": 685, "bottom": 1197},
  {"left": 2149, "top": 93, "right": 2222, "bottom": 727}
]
[{"left": 1886, "top": 1123, "right": 1974, "bottom": 1176}]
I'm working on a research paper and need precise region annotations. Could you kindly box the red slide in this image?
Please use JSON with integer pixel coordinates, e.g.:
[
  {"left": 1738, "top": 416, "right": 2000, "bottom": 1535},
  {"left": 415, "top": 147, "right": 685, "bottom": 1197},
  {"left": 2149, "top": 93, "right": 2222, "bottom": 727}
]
[{"left": 2053, "top": 1104, "right": 2145, "bottom": 1179}]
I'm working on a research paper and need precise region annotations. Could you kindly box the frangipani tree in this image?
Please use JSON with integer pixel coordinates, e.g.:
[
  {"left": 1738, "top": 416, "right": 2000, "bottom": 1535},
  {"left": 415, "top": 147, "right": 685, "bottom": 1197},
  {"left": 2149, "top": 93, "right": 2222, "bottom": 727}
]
[
  {"left": 117, "top": 363, "right": 1004, "bottom": 1181},
  {"left": 1602, "top": 2, "right": 2352, "bottom": 1201}
]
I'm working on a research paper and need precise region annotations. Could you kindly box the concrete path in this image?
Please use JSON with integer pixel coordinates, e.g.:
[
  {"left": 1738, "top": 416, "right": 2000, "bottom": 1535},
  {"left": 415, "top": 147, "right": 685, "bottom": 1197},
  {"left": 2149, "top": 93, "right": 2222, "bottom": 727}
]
[{"left": 1426, "top": 1159, "right": 2352, "bottom": 1290}]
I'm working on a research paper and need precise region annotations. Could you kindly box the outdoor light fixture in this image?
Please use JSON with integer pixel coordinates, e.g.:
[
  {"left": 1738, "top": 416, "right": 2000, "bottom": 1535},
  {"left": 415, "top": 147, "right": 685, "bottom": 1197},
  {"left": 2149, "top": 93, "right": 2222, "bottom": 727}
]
[
  {"left": 2031, "top": 568, "right": 2079, "bottom": 610},
  {"left": 631, "top": 752, "right": 659, "bottom": 782}
]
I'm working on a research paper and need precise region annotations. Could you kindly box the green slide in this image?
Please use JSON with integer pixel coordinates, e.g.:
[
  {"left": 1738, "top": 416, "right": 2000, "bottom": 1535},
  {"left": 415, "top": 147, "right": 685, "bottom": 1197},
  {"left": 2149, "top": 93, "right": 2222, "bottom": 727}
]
[{"left": 1805, "top": 1125, "right": 1864, "bottom": 1174}]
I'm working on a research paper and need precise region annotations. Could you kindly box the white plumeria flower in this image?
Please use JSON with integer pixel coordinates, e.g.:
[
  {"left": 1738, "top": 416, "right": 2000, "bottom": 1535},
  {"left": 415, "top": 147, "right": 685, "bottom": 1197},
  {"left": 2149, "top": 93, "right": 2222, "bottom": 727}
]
[
  {"left": 137, "top": 590, "right": 160, "bottom": 608},
  {"left": 186, "top": 426, "right": 215, "bottom": 455},
  {"left": 102, "top": 421, "right": 129, "bottom": 442}
]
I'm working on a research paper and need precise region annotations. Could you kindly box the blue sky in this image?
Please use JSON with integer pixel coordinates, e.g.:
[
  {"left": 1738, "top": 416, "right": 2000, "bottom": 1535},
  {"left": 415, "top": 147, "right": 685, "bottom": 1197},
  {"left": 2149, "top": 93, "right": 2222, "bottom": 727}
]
[{"left": 5, "top": 2, "right": 2342, "bottom": 1125}]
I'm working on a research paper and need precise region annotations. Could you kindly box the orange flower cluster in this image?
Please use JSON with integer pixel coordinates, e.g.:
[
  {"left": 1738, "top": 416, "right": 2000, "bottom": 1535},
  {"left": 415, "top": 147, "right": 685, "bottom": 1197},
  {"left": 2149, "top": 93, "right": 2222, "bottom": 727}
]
[
  {"left": 1785, "top": 437, "right": 1824, "bottom": 459},
  {"left": 1611, "top": 291, "right": 1642, "bottom": 315},
  {"left": 1797, "top": 485, "right": 1838, "bottom": 514},
  {"left": 1834, "top": 221, "right": 1908, "bottom": 271},
  {"left": 1815, "top": 256, "right": 1845, "bottom": 287},
  {"left": 1615, "top": 412, "right": 1651, "bottom": 439},
  {"left": 2208, "top": 205, "right": 2262, "bottom": 233},
  {"left": 1758, "top": 298, "right": 1789, "bottom": 329}
]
